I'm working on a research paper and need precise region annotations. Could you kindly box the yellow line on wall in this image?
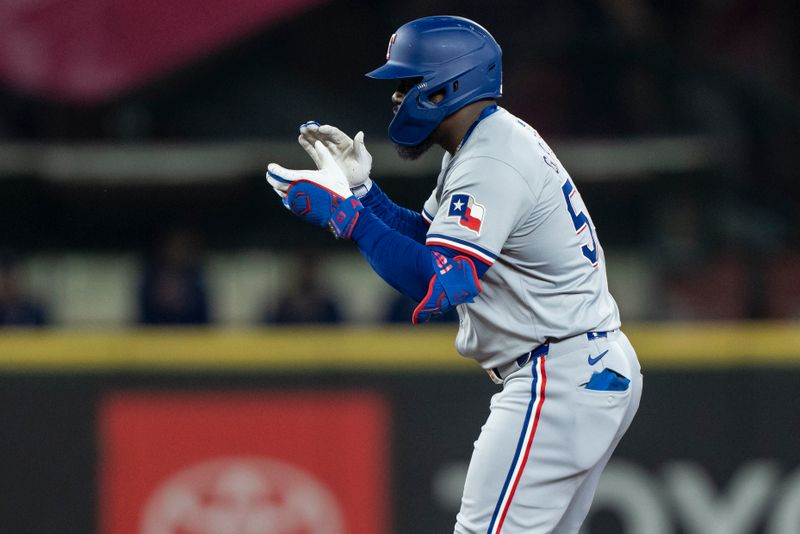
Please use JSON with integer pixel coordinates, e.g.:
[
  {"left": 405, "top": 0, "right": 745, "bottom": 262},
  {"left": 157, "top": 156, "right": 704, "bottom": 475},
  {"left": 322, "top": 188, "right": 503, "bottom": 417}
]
[
  {"left": 0, "top": 322, "right": 798, "bottom": 372},
  {"left": 625, "top": 321, "right": 800, "bottom": 368},
  {"left": 0, "top": 326, "right": 465, "bottom": 372}
]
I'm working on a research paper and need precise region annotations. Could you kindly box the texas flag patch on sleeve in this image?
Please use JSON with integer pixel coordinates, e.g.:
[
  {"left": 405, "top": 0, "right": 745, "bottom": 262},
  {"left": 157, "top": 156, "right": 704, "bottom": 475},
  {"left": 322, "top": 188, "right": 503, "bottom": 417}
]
[{"left": 448, "top": 193, "right": 485, "bottom": 235}]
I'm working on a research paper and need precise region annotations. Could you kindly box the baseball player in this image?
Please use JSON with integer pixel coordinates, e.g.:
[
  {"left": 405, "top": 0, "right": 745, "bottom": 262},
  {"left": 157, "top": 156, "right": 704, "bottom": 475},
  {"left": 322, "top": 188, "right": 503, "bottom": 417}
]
[{"left": 266, "top": 16, "right": 643, "bottom": 534}]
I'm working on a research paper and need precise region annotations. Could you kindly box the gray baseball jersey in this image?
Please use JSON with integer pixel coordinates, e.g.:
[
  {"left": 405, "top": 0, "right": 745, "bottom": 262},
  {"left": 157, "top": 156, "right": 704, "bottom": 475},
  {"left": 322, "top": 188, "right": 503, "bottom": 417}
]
[{"left": 422, "top": 107, "right": 621, "bottom": 369}]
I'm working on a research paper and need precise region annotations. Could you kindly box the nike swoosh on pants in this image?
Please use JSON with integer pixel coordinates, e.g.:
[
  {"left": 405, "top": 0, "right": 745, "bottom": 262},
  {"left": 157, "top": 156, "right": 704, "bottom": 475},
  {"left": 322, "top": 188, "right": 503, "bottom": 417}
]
[{"left": 587, "top": 350, "right": 609, "bottom": 365}]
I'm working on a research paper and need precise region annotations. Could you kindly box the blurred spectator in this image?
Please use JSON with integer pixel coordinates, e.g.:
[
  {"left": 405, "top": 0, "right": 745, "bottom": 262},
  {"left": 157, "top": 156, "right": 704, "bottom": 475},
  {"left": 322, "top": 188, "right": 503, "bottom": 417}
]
[
  {"left": 384, "top": 293, "right": 458, "bottom": 324},
  {"left": 765, "top": 250, "right": 800, "bottom": 319},
  {"left": 0, "top": 255, "right": 47, "bottom": 326},
  {"left": 662, "top": 248, "right": 751, "bottom": 320},
  {"left": 138, "top": 228, "right": 210, "bottom": 325},
  {"left": 264, "top": 253, "right": 342, "bottom": 324}
]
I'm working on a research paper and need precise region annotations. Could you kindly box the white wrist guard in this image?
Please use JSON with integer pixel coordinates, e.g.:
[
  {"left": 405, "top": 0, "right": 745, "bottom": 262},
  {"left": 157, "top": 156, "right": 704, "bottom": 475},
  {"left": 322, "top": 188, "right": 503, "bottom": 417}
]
[{"left": 350, "top": 178, "right": 373, "bottom": 198}]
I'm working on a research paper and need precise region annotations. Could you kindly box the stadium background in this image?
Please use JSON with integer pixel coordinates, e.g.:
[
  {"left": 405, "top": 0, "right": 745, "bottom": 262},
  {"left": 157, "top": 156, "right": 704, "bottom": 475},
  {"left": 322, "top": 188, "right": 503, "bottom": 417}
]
[{"left": 0, "top": 0, "right": 798, "bottom": 532}]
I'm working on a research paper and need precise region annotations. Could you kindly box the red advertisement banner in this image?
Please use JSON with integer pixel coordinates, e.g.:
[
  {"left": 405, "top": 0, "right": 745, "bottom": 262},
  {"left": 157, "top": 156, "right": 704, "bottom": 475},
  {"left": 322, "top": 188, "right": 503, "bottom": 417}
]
[{"left": 99, "top": 391, "right": 390, "bottom": 534}]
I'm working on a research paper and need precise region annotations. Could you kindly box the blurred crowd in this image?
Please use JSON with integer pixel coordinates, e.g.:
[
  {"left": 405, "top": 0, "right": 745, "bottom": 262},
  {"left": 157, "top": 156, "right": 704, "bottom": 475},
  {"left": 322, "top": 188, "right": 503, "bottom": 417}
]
[
  {"left": 0, "top": 229, "right": 459, "bottom": 328},
  {"left": 0, "top": 254, "right": 46, "bottom": 326},
  {"left": 1, "top": 226, "right": 798, "bottom": 328}
]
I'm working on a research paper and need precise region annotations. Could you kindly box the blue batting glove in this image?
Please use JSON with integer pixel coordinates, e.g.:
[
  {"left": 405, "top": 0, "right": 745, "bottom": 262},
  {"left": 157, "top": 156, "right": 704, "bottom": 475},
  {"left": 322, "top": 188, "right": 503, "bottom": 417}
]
[{"left": 286, "top": 180, "right": 363, "bottom": 239}]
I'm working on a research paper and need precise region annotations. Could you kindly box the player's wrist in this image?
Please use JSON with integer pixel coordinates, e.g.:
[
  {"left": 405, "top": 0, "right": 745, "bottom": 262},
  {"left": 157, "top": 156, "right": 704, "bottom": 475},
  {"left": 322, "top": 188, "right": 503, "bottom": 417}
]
[
  {"left": 328, "top": 195, "right": 363, "bottom": 240},
  {"left": 350, "top": 177, "right": 373, "bottom": 198}
]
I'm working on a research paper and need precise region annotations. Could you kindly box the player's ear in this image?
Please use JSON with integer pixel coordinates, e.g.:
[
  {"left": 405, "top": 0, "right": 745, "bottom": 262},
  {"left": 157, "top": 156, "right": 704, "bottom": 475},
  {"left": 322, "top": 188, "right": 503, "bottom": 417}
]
[{"left": 427, "top": 88, "right": 446, "bottom": 104}]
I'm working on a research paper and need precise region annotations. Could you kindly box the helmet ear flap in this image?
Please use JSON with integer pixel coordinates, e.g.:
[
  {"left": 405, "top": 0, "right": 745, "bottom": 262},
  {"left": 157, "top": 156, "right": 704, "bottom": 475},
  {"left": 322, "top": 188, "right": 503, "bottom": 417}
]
[{"left": 388, "top": 84, "right": 448, "bottom": 146}]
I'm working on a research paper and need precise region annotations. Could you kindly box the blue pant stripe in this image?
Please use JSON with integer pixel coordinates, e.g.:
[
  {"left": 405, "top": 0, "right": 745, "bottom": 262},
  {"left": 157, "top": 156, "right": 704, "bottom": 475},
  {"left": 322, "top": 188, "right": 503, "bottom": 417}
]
[{"left": 486, "top": 357, "right": 540, "bottom": 533}]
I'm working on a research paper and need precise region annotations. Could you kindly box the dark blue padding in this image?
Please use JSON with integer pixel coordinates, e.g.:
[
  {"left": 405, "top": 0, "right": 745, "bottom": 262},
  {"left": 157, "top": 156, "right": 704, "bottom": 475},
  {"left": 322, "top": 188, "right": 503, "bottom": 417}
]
[
  {"left": 585, "top": 368, "right": 630, "bottom": 392},
  {"left": 412, "top": 252, "right": 481, "bottom": 324}
]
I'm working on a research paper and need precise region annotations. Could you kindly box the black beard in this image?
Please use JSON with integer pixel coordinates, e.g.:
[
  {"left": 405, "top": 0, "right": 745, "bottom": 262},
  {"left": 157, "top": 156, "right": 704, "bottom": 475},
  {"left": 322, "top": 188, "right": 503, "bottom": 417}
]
[{"left": 393, "top": 134, "right": 436, "bottom": 160}]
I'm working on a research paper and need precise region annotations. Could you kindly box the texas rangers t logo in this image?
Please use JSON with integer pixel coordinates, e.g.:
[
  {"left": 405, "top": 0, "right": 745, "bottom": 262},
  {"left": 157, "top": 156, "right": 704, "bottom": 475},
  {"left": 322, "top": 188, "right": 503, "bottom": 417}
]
[
  {"left": 385, "top": 33, "right": 397, "bottom": 60},
  {"left": 448, "top": 193, "right": 485, "bottom": 235}
]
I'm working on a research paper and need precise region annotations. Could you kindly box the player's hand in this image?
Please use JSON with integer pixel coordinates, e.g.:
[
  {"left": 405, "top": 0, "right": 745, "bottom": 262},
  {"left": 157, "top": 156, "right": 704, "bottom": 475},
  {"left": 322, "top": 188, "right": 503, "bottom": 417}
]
[
  {"left": 267, "top": 142, "right": 362, "bottom": 239},
  {"left": 298, "top": 121, "right": 373, "bottom": 192},
  {"left": 267, "top": 140, "right": 352, "bottom": 200}
]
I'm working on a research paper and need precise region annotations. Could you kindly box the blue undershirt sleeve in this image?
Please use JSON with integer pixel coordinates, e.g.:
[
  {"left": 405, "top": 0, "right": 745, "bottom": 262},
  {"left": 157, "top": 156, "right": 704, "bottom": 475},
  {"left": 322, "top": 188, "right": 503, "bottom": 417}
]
[
  {"left": 359, "top": 183, "right": 429, "bottom": 244},
  {"left": 350, "top": 209, "right": 490, "bottom": 302}
]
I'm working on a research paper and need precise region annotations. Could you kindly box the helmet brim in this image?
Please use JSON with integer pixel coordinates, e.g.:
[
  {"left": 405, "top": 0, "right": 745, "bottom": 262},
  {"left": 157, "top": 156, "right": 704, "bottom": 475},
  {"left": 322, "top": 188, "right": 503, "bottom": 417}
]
[{"left": 365, "top": 62, "right": 426, "bottom": 80}]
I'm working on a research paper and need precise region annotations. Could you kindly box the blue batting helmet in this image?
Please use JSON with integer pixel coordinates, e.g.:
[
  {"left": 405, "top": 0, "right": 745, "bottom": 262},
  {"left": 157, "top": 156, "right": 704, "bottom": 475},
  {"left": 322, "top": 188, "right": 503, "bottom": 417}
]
[{"left": 366, "top": 16, "right": 503, "bottom": 146}]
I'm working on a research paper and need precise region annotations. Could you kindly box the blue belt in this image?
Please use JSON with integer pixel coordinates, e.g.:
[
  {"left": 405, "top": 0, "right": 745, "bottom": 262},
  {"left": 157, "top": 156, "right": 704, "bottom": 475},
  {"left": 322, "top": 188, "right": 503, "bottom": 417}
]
[
  {"left": 487, "top": 331, "right": 608, "bottom": 385},
  {"left": 586, "top": 331, "right": 608, "bottom": 341}
]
